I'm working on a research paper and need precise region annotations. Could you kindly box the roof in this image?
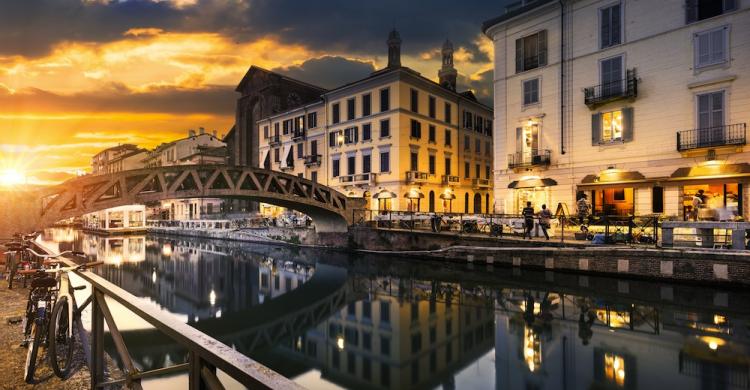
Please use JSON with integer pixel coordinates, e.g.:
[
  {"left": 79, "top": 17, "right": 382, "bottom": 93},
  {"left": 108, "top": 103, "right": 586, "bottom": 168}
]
[
  {"left": 482, "top": 0, "right": 556, "bottom": 35},
  {"left": 235, "top": 65, "right": 327, "bottom": 93}
]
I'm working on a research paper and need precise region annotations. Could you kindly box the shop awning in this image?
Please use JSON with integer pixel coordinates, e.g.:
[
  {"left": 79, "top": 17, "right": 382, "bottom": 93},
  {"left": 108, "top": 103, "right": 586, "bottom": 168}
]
[
  {"left": 668, "top": 162, "right": 750, "bottom": 183},
  {"left": 404, "top": 189, "right": 425, "bottom": 199},
  {"left": 578, "top": 169, "right": 652, "bottom": 189},
  {"left": 373, "top": 189, "right": 397, "bottom": 199},
  {"left": 507, "top": 178, "right": 557, "bottom": 189},
  {"left": 439, "top": 192, "right": 456, "bottom": 200}
]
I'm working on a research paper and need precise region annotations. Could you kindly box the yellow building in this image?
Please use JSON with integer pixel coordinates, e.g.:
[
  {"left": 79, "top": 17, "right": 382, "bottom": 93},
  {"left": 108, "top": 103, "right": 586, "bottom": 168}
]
[{"left": 258, "top": 31, "right": 494, "bottom": 214}]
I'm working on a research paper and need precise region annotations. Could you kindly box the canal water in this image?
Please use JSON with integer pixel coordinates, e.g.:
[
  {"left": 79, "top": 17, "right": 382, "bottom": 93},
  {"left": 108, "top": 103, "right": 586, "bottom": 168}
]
[{"left": 39, "top": 228, "right": 750, "bottom": 390}]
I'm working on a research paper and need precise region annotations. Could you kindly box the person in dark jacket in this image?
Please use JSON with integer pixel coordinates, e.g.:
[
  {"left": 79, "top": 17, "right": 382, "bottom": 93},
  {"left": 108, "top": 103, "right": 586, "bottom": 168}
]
[{"left": 522, "top": 202, "right": 535, "bottom": 239}]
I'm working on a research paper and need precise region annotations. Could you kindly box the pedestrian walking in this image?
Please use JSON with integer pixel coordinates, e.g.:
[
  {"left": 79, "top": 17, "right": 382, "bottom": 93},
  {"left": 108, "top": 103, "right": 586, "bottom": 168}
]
[
  {"left": 577, "top": 195, "right": 590, "bottom": 225},
  {"left": 522, "top": 201, "right": 535, "bottom": 239},
  {"left": 539, "top": 204, "right": 552, "bottom": 240},
  {"left": 691, "top": 189, "right": 704, "bottom": 221}
]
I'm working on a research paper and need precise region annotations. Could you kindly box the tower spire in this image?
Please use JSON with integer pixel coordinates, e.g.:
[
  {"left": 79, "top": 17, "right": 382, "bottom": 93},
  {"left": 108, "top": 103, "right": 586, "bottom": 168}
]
[
  {"left": 387, "top": 29, "right": 402, "bottom": 68},
  {"left": 439, "top": 39, "right": 457, "bottom": 91}
]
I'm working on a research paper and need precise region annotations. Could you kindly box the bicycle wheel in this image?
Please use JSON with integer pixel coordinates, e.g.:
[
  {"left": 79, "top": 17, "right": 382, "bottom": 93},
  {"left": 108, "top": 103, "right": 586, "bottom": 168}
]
[
  {"left": 24, "top": 320, "right": 43, "bottom": 383},
  {"left": 49, "top": 296, "right": 74, "bottom": 378}
]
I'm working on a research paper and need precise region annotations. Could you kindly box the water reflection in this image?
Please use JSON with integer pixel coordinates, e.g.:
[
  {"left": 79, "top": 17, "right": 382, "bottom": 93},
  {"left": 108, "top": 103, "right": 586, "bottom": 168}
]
[{"left": 42, "top": 229, "right": 750, "bottom": 390}]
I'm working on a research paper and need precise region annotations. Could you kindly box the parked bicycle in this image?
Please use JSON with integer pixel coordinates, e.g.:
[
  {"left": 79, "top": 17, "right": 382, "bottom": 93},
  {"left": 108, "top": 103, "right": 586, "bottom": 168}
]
[{"left": 18, "top": 248, "right": 100, "bottom": 383}]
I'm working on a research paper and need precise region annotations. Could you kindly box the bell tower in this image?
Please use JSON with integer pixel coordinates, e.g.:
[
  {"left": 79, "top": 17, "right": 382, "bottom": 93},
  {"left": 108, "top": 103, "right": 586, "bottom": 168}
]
[
  {"left": 387, "top": 29, "right": 402, "bottom": 68},
  {"left": 438, "top": 39, "right": 457, "bottom": 91}
]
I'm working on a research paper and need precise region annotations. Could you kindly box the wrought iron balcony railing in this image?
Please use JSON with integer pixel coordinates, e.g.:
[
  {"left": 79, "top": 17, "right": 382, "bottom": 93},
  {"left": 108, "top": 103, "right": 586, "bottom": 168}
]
[
  {"left": 292, "top": 129, "right": 306, "bottom": 141},
  {"left": 405, "top": 171, "right": 429, "bottom": 184},
  {"left": 508, "top": 149, "right": 551, "bottom": 169},
  {"left": 304, "top": 154, "right": 322, "bottom": 167},
  {"left": 339, "top": 172, "right": 376, "bottom": 185},
  {"left": 584, "top": 69, "right": 638, "bottom": 108},
  {"left": 472, "top": 178, "right": 490, "bottom": 189},
  {"left": 676, "top": 123, "right": 746, "bottom": 152},
  {"left": 268, "top": 135, "right": 281, "bottom": 146}
]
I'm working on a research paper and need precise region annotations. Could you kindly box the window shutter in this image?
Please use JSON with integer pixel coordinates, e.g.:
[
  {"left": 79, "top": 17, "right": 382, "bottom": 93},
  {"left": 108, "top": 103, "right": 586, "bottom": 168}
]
[
  {"left": 600, "top": 7, "right": 610, "bottom": 48},
  {"left": 591, "top": 114, "right": 601, "bottom": 145},
  {"left": 612, "top": 4, "right": 621, "bottom": 45},
  {"left": 685, "top": 0, "right": 698, "bottom": 24},
  {"left": 538, "top": 30, "right": 548, "bottom": 66},
  {"left": 622, "top": 107, "right": 634, "bottom": 142},
  {"left": 724, "top": 0, "right": 737, "bottom": 11},
  {"left": 515, "top": 127, "right": 523, "bottom": 155},
  {"left": 515, "top": 38, "right": 524, "bottom": 73}
]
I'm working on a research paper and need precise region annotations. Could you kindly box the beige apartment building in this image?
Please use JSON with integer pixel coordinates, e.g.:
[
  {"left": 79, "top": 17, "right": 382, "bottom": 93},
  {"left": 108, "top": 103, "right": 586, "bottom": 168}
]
[
  {"left": 258, "top": 31, "right": 494, "bottom": 214},
  {"left": 484, "top": 0, "right": 749, "bottom": 219}
]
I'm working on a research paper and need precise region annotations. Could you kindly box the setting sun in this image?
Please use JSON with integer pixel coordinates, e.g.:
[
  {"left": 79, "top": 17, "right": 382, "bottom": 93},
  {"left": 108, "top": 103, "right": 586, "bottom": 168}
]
[{"left": 0, "top": 168, "right": 26, "bottom": 187}]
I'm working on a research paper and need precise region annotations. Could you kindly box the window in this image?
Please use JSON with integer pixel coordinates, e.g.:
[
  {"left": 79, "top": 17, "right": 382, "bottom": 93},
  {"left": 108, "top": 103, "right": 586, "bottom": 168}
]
[
  {"left": 380, "top": 88, "right": 390, "bottom": 112},
  {"left": 485, "top": 141, "right": 491, "bottom": 156},
  {"left": 411, "top": 333, "right": 422, "bottom": 353},
  {"left": 362, "top": 93, "right": 371, "bottom": 116},
  {"left": 380, "top": 151, "right": 390, "bottom": 172},
  {"left": 445, "top": 129, "right": 452, "bottom": 146},
  {"left": 362, "top": 301, "right": 371, "bottom": 319},
  {"left": 363, "top": 358, "right": 371, "bottom": 380},
  {"left": 686, "top": 0, "right": 737, "bottom": 23},
  {"left": 274, "top": 148, "right": 280, "bottom": 162},
  {"left": 380, "top": 119, "right": 390, "bottom": 138},
  {"left": 694, "top": 26, "right": 729, "bottom": 69},
  {"left": 311, "top": 171, "right": 317, "bottom": 183},
  {"left": 363, "top": 332, "right": 372, "bottom": 350},
  {"left": 363, "top": 123, "right": 372, "bottom": 141},
  {"left": 428, "top": 125, "right": 436, "bottom": 143},
  {"left": 475, "top": 116, "right": 484, "bottom": 133},
  {"left": 283, "top": 119, "right": 291, "bottom": 135},
  {"left": 347, "top": 98, "right": 355, "bottom": 120},
  {"left": 346, "top": 155, "right": 355, "bottom": 175},
  {"left": 363, "top": 154, "right": 371, "bottom": 174},
  {"left": 329, "top": 131, "right": 339, "bottom": 147},
  {"left": 310, "top": 140, "right": 318, "bottom": 156},
  {"left": 464, "top": 161, "right": 470, "bottom": 178},
  {"left": 428, "top": 96, "right": 436, "bottom": 118},
  {"left": 297, "top": 143, "right": 304, "bottom": 158},
  {"left": 485, "top": 165, "right": 490, "bottom": 179},
  {"left": 410, "top": 89, "right": 419, "bottom": 112},
  {"left": 381, "top": 364, "right": 390, "bottom": 386},
  {"left": 332, "top": 158, "right": 340, "bottom": 177},
  {"left": 428, "top": 155, "right": 436, "bottom": 175},
  {"left": 601, "top": 56, "right": 624, "bottom": 97},
  {"left": 697, "top": 91, "right": 724, "bottom": 131},
  {"left": 475, "top": 139, "right": 481, "bottom": 153},
  {"left": 380, "top": 337, "right": 391, "bottom": 356},
  {"left": 515, "top": 30, "right": 547, "bottom": 73},
  {"left": 295, "top": 115, "right": 304, "bottom": 131},
  {"left": 464, "top": 135, "right": 471, "bottom": 150},
  {"left": 274, "top": 123, "right": 280, "bottom": 137},
  {"left": 307, "top": 112, "right": 317, "bottom": 128},
  {"left": 410, "top": 152, "right": 418, "bottom": 171},
  {"left": 464, "top": 111, "right": 473, "bottom": 129},
  {"left": 475, "top": 164, "right": 480, "bottom": 178},
  {"left": 523, "top": 78, "right": 540, "bottom": 105},
  {"left": 263, "top": 126, "right": 269, "bottom": 139},
  {"left": 592, "top": 107, "right": 634, "bottom": 144},
  {"left": 445, "top": 158, "right": 451, "bottom": 175},
  {"left": 344, "top": 127, "right": 358, "bottom": 144},
  {"left": 600, "top": 3, "right": 622, "bottom": 49},
  {"left": 410, "top": 119, "right": 422, "bottom": 138},
  {"left": 652, "top": 186, "right": 664, "bottom": 213},
  {"left": 332, "top": 103, "right": 340, "bottom": 124},
  {"left": 444, "top": 102, "right": 452, "bottom": 124},
  {"left": 380, "top": 301, "right": 390, "bottom": 323}
]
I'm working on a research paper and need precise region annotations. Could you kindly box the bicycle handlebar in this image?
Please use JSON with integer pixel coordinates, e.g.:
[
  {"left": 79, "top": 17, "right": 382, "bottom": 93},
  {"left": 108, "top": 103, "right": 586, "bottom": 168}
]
[
  {"left": 16, "top": 261, "right": 104, "bottom": 275},
  {"left": 25, "top": 248, "right": 83, "bottom": 259}
]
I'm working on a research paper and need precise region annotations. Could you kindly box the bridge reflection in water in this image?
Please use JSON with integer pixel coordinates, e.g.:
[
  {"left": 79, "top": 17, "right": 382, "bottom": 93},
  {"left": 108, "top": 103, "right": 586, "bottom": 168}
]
[{"left": 39, "top": 228, "right": 750, "bottom": 390}]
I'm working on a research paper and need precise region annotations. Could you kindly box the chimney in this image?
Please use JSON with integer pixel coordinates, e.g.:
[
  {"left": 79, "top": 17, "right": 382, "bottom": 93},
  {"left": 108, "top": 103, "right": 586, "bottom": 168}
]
[
  {"left": 188, "top": 129, "right": 196, "bottom": 137},
  {"left": 438, "top": 39, "right": 457, "bottom": 92},
  {"left": 199, "top": 127, "right": 205, "bottom": 134},
  {"left": 387, "top": 29, "right": 402, "bottom": 68}
]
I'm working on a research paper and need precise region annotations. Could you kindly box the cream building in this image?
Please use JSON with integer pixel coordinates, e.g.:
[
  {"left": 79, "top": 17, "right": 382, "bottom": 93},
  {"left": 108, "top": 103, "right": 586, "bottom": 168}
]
[
  {"left": 258, "top": 31, "right": 494, "bottom": 214},
  {"left": 484, "top": 0, "right": 749, "bottom": 219}
]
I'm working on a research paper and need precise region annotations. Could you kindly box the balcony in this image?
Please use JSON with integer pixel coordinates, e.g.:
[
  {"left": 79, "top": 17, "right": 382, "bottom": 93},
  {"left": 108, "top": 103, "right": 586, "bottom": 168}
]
[
  {"left": 268, "top": 135, "right": 281, "bottom": 146},
  {"left": 441, "top": 175, "right": 460, "bottom": 185},
  {"left": 339, "top": 172, "right": 376, "bottom": 185},
  {"left": 292, "top": 129, "right": 306, "bottom": 141},
  {"left": 304, "top": 154, "right": 322, "bottom": 167},
  {"left": 676, "top": 123, "right": 746, "bottom": 152},
  {"left": 472, "top": 178, "right": 491, "bottom": 189},
  {"left": 508, "top": 149, "right": 551, "bottom": 170},
  {"left": 584, "top": 70, "right": 638, "bottom": 108},
  {"left": 405, "top": 171, "right": 429, "bottom": 184}
]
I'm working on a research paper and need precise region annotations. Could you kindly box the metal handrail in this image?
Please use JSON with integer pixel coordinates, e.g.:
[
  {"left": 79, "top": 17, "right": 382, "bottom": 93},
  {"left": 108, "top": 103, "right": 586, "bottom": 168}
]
[
  {"left": 58, "top": 257, "right": 302, "bottom": 390},
  {"left": 508, "top": 149, "right": 551, "bottom": 169},
  {"left": 584, "top": 70, "right": 638, "bottom": 107},
  {"left": 304, "top": 154, "right": 322, "bottom": 166},
  {"left": 676, "top": 123, "right": 747, "bottom": 151},
  {"left": 268, "top": 135, "right": 281, "bottom": 146}
]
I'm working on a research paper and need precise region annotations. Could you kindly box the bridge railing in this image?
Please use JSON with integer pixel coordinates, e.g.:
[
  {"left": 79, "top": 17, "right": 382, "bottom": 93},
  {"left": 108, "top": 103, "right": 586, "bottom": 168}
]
[{"left": 51, "top": 255, "right": 303, "bottom": 390}]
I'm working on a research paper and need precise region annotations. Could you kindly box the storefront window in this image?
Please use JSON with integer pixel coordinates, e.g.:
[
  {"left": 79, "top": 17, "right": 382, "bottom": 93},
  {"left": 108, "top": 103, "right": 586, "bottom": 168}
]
[
  {"left": 592, "top": 187, "right": 634, "bottom": 216},
  {"left": 683, "top": 183, "right": 742, "bottom": 221},
  {"left": 515, "top": 187, "right": 549, "bottom": 214}
]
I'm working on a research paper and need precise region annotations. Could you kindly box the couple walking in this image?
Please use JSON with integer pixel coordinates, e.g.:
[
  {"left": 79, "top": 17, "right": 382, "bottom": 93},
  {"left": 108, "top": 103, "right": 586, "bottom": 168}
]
[{"left": 521, "top": 201, "right": 552, "bottom": 240}]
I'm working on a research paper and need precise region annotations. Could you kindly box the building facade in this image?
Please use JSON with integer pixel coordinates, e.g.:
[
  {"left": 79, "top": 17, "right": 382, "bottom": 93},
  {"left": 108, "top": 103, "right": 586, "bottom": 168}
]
[
  {"left": 258, "top": 32, "right": 494, "bottom": 214},
  {"left": 484, "top": 0, "right": 749, "bottom": 219},
  {"left": 92, "top": 144, "right": 147, "bottom": 175}
]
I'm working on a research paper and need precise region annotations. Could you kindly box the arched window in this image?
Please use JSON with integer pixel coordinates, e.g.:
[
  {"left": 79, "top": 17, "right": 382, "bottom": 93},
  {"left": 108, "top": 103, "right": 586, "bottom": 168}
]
[
  {"left": 428, "top": 191, "right": 435, "bottom": 212},
  {"left": 473, "top": 193, "right": 482, "bottom": 214},
  {"left": 464, "top": 193, "right": 469, "bottom": 214}
]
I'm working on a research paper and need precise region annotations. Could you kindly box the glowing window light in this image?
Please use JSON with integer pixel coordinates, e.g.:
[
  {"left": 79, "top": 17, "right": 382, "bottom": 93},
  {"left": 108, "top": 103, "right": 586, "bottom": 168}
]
[
  {"left": 604, "top": 353, "right": 626, "bottom": 387},
  {"left": 523, "top": 327, "right": 541, "bottom": 372}
]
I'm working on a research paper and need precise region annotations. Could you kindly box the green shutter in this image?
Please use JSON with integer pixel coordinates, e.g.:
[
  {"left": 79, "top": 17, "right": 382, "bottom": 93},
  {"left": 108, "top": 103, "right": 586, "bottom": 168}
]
[
  {"left": 591, "top": 114, "right": 601, "bottom": 145},
  {"left": 515, "top": 38, "right": 524, "bottom": 73},
  {"left": 538, "top": 30, "right": 547, "bottom": 66},
  {"left": 622, "top": 107, "right": 634, "bottom": 142}
]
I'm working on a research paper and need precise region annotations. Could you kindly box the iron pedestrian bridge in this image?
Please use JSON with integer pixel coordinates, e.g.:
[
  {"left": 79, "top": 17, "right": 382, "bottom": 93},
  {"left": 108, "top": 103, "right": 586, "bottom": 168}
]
[{"left": 1, "top": 165, "right": 365, "bottom": 236}]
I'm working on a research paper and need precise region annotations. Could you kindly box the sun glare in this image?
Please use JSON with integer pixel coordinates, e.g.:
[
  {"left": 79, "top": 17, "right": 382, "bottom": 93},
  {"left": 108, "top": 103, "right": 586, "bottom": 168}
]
[{"left": 0, "top": 168, "right": 26, "bottom": 187}]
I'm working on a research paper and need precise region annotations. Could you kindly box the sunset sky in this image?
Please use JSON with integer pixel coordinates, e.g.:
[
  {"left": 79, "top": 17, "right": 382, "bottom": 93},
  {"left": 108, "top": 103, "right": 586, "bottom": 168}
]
[{"left": 1, "top": 0, "right": 504, "bottom": 185}]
